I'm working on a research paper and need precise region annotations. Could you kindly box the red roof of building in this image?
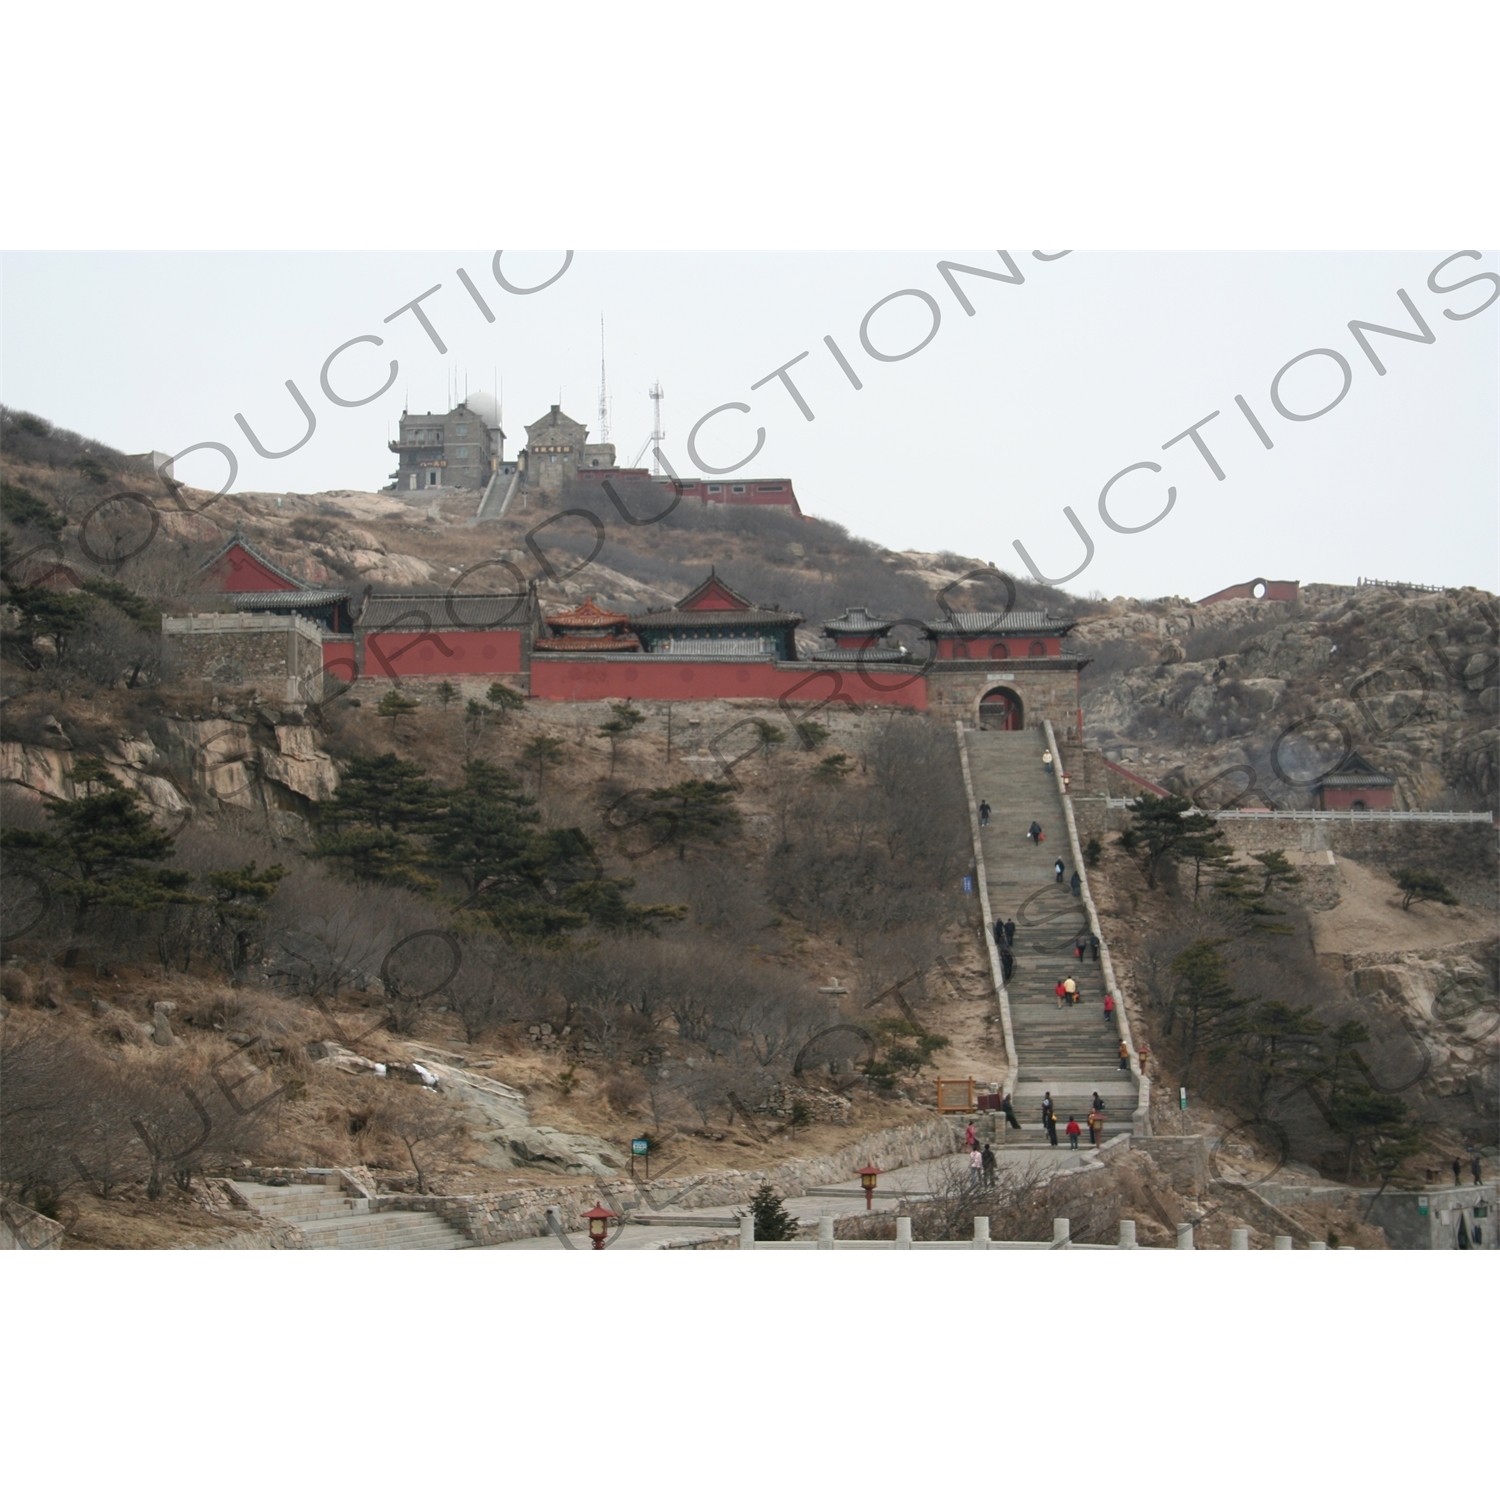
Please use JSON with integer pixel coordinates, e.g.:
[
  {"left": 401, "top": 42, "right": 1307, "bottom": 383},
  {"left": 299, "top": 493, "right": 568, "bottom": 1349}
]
[
  {"left": 674, "top": 571, "right": 756, "bottom": 613},
  {"left": 196, "top": 531, "right": 310, "bottom": 593},
  {"left": 545, "top": 596, "right": 631, "bottom": 628}
]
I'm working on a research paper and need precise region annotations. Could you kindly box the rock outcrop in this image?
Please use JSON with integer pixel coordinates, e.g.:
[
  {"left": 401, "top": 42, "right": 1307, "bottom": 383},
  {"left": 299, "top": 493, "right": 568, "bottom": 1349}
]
[
  {"left": 1077, "top": 583, "right": 1498, "bottom": 810},
  {"left": 1, "top": 712, "right": 339, "bottom": 821}
]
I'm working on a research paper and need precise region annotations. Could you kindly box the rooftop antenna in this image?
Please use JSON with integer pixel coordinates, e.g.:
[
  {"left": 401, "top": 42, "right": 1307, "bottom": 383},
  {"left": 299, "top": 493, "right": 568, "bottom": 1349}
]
[
  {"left": 597, "top": 316, "right": 610, "bottom": 443},
  {"left": 632, "top": 382, "right": 665, "bottom": 471}
]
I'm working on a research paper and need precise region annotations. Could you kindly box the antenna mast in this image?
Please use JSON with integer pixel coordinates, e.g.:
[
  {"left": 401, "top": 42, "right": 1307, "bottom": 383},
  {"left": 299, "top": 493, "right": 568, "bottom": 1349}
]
[{"left": 630, "top": 382, "right": 667, "bottom": 470}]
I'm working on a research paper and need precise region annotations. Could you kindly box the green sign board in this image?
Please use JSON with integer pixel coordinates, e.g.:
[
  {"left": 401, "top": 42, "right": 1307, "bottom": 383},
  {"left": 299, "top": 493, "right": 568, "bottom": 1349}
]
[{"left": 631, "top": 1138, "right": 650, "bottom": 1156}]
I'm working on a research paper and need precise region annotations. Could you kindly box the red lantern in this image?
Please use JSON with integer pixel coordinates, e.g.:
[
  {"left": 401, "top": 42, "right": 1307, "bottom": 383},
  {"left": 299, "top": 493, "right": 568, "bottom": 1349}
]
[
  {"left": 583, "top": 1201, "right": 617, "bottom": 1249},
  {"left": 857, "top": 1163, "right": 881, "bottom": 1211}
]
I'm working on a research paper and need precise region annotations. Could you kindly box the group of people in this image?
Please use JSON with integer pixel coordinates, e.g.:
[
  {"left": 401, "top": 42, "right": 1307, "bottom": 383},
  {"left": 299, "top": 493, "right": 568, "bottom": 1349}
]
[
  {"left": 1038, "top": 1090, "right": 1110, "bottom": 1149},
  {"left": 964, "top": 1122, "right": 1000, "bottom": 1188},
  {"left": 992, "top": 917, "right": 1017, "bottom": 982}
]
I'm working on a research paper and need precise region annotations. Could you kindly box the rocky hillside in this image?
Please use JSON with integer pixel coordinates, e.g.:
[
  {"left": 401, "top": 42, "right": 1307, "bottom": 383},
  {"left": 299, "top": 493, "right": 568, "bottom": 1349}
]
[{"left": 1075, "top": 585, "right": 1498, "bottom": 812}]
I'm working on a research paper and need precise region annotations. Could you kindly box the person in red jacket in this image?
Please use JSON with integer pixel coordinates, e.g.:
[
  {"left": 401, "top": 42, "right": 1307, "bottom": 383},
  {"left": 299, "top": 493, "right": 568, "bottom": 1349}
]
[
  {"left": 1103, "top": 993, "right": 1116, "bottom": 1027},
  {"left": 1065, "top": 1116, "right": 1082, "bottom": 1150}
]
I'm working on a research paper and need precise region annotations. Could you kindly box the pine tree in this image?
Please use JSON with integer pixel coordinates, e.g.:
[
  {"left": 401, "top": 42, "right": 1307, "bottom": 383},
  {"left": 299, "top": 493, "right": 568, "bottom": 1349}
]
[
  {"left": 1167, "top": 938, "right": 1252, "bottom": 1086},
  {"left": 462, "top": 699, "right": 491, "bottom": 755},
  {"left": 0, "top": 757, "right": 199, "bottom": 966},
  {"left": 1211, "top": 866, "right": 1297, "bottom": 935},
  {"left": 1391, "top": 868, "right": 1460, "bottom": 910},
  {"left": 749, "top": 1184, "right": 799, "bottom": 1242},
  {"left": 1128, "top": 792, "right": 1194, "bottom": 882},
  {"left": 755, "top": 720, "right": 788, "bottom": 759},
  {"left": 1243, "top": 999, "right": 1326, "bottom": 1105},
  {"left": 1328, "top": 1080, "right": 1422, "bottom": 1182},
  {"left": 427, "top": 760, "right": 539, "bottom": 897},
  {"left": 644, "top": 779, "right": 742, "bottom": 860},
  {"left": 205, "top": 860, "right": 287, "bottom": 977},
  {"left": 597, "top": 704, "right": 645, "bottom": 775},
  {"left": 320, "top": 754, "right": 442, "bottom": 833},
  {"left": 376, "top": 689, "right": 420, "bottom": 739},
  {"left": 313, "top": 754, "right": 441, "bottom": 889},
  {"left": 435, "top": 680, "right": 458, "bottom": 712},
  {"left": 1254, "top": 850, "right": 1304, "bottom": 899},
  {"left": 562, "top": 877, "right": 687, "bottom": 935},
  {"left": 812, "top": 752, "right": 852, "bottom": 782},
  {"left": 486, "top": 681, "right": 526, "bottom": 719},
  {"left": 521, "top": 733, "right": 568, "bottom": 798}
]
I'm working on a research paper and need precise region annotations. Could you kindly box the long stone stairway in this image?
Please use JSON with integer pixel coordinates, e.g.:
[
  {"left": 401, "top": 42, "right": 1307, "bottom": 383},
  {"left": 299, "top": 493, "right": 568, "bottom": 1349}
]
[
  {"left": 966, "top": 726, "right": 1137, "bottom": 1143},
  {"left": 231, "top": 1181, "right": 473, "bottom": 1249}
]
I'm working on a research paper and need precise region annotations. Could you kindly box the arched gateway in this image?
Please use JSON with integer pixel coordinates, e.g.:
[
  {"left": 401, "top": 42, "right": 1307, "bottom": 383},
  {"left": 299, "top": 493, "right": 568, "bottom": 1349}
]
[{"left": 979, "top": 686, "right": 1024, "bottom": 730}]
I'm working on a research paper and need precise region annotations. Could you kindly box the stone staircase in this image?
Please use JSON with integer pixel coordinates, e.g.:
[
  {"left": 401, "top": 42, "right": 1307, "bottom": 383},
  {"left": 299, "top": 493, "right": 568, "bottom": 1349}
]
[
  {"left": 967, "top": 726, "right": 1137, "bottom": 1143},
  {"left": 230, "top": 1181, "right": 472, "bottom": 1249}
]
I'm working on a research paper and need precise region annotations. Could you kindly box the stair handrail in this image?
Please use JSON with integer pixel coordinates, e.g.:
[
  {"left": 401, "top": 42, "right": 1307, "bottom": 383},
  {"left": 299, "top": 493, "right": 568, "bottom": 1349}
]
[
  {"left": 954, "top": 724, "right": 1018, "bottom": 1100},
  {"left": 1043, "top": 719, "right": 1151, "bottom": 1136}
]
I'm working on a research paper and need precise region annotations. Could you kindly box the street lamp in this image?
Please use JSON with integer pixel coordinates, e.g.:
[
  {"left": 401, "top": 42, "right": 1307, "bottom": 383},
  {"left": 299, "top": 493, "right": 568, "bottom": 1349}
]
[
  {"left": 583, "top": 1201, "right": 617, "bottom": 1249},
  {"left": 858, "top": 1163, "right": 882, "bottom": 1211}
]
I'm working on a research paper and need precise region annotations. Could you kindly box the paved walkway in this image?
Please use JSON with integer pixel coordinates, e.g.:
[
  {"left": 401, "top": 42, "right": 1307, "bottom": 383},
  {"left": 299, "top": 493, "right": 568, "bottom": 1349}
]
[{"left": 482, "top": 1143, "right": 1108, "bottom": 1250}]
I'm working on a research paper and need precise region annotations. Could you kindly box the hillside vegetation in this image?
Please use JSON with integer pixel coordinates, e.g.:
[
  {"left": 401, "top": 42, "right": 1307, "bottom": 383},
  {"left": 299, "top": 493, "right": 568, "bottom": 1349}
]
[{"left": 2, "top": 405, "right": 1495, "bottom": 1244}]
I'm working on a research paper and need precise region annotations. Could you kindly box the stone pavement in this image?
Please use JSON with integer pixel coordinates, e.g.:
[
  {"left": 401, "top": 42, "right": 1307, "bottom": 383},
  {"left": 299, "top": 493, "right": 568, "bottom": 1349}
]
[
  {"left": 966, "top": 726, "right": 1138, "bottom": 1136},
  {"left": 481, "top": 1143, "right": 1107, "bottom": 1250}
]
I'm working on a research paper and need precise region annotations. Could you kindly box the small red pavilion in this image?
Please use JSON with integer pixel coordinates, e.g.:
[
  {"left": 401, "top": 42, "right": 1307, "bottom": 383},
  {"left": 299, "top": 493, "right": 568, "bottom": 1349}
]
[
  {"left": 1313, "top": 752, "right": 1397, "bottom": 810},
  {"left": 533, "top": 597, "right": 641, "bottom": 652}
]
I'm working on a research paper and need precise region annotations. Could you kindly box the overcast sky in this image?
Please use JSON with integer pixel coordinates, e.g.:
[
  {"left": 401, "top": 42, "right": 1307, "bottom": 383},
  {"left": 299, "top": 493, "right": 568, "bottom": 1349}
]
[{"left": 2, "top": 250, "right": 1494, "bottom": 601}]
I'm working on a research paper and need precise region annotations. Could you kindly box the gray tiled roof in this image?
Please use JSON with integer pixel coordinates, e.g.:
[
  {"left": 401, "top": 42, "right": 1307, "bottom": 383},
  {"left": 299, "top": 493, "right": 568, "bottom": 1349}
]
[
  {"left": 923, "top": 610, "right": 1075, "bottom": 634},
  {"left": 807, "top": 647, "right": 910, "bottom": 663},
  {"left": 633, "top": 608, "right": 802, "bottom": 628},
  {"left": 197, "top": 589, "right": 349, "bottom": 610},
  {"left": 359, "top": 593, "right": 528, "bottom": 630},
  {"left": 822, "top": 606, "right": 895, "bottom": 632}
]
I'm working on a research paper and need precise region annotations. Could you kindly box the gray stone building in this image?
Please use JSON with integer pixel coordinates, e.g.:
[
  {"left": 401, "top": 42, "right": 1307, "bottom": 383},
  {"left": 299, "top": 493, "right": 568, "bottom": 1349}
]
[
  {"left": 162, "top": 612, "right": 327, "bottom": 703},
  {"left": 517, "top": 405, "right": 616, "bottom": 499},
  {"left": 387, "top": 398, "right": 500, "bottom": 492}
]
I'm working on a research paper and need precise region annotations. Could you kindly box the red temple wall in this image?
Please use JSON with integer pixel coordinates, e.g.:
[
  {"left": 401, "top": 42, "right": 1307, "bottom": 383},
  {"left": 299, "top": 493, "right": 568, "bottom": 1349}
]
[
  {"left": 1317, "top": 786, "right": 1395, "bottom": 810},
  {"left": 529, "top": 657, "right": 928, "bottom": 708},
  {"left": 361, "top": 629, "right": 523, "bottom": 678},
  {"left": 322, "top": 639, "right": 357, "bottom": 681},
  {"left": 936, "top": 637, "right": 1060, "bottom": 660}
]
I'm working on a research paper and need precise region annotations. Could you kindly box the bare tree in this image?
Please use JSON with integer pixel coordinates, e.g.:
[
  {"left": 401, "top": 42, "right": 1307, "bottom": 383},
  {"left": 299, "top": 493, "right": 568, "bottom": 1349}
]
[{"left": 377, "top": 1088, "right": 466, "bottom": 1194}]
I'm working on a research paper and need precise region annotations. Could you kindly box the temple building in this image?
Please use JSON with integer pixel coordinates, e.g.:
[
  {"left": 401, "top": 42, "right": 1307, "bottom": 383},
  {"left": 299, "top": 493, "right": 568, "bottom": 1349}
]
[
  {"left": 1312, "top": 751, "right": 1397, "bottom": 811},
  {"left": 195, "top": 532, "right": 355, "bottom": 635},
  {"left": 171, "top": 547, "right": 1084, "bottom": 728},
  {"left": 533, "top": 598, "right": 641, "bottom": 653},
  {"left": 629, "top": 572, "right": 801, "bottom": 659},
  {"left": 920, "top": 606, "right": 1088, "bottom": 734},
  {"left": 808, "top": 607, "right": 908, "bottom": 664}
]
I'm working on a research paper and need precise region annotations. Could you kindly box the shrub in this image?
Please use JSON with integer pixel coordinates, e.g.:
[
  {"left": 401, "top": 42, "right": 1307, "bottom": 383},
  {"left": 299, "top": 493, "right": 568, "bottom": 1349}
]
[{"left": 749, "top": 1184, "right": 799, "bottom": 1241}]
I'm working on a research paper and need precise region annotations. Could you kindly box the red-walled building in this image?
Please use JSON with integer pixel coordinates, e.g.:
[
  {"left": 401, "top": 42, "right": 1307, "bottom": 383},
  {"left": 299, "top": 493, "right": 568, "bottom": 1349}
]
[
  {"left": 176, "top": 545, "right": 1087, "bottom": 728},
  {"left": 355, "top": 591, "right": 532, "bottom": 681},
  {"left": 533, "top": 597, "right": 641, "bottom": 653},
  {"left": 1313, "top": 752, "right": 1397, "bottom": 810},
  {"left": 573, "top": 467, "right": 803, "bottom": 517},
  {"left": 196, "top": 532, "right": 355, "bottom": 641}
]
